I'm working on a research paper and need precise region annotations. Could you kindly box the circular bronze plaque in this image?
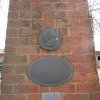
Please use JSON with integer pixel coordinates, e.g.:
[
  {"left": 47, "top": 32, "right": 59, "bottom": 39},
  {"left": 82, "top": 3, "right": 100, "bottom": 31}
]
[
  {"left": 38, "top": 28, "right": 61, "bottom": 50},
  {"left": 27, "top": 56, "right": 74, "bottom": 86}
]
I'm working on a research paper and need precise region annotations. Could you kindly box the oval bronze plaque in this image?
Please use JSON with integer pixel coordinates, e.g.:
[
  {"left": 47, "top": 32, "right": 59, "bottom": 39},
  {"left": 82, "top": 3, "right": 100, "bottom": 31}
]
[
  {"left": 38, "top": 28, "right": 61, "bottom": 50},
  {"left": 27, "top": 56, "right": 74, "bottom": 86}
]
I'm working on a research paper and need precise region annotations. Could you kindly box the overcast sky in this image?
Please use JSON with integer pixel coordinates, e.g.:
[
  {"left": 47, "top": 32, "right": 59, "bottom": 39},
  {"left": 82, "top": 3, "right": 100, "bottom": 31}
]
[
  {"left": 0, "top": 0, "right": 100, "bottom": 51},
  {"left": 0, "top": 0, "right": 9, "bottom": 49},
  {"left": 89, "top": 0, "right": 100, "bottom": 51}
]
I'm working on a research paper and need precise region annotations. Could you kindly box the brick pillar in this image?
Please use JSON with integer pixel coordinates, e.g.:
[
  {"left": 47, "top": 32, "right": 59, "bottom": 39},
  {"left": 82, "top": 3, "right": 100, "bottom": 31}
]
[{"left": 0, "top": 0, "right": 99, "bottom": 100}]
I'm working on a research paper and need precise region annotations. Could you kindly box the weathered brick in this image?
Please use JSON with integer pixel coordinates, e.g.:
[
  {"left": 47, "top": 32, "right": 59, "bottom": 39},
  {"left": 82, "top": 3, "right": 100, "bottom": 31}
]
[
  {"left": 20, "top": 0, "right": 65, "bottom": 3},
  {"left": 54, "top": 3, "right": 66, "bottom": 10},
  {"left": 65, "top": 3, "right": 78, "bottom": 10},
  {"left": 68, "top": 37, "right": 83, "bottom": 46},
  {"left": 71, "top": 72, "right": 87, "bottom": 82},
  {"left": 86, "top": 73, "right": 99, "bottom": 82},
  {"left": 51, "top": 0, "right": 65, "bottom": 2},
  {"left": 4, "top": 55, "right": 27, "bottom": 64},
  {"left": 69, "top": 27, "right": 93, "bottom": 38},
  {"left": 19, "top": 11, "right": 32, "bottom": 19},
  {"left": 94, "top": 84, "right": 100, "bottom": 92},
  {"left": 80, "top": 17, "right": 91, "bottom": 27},
  {"left": 8, "top": 20, "right": 31, "bottom": 28},
  {"left": 74, "top": 63, "right": 97, "bottom": 73},
  {"left": 16, "top": 46, "right": 39, "bottom": 55},
  {"left": 5, "top": 46, "right": 16, "bottom": 55},
  {"left": 20, "top": 0, "right": 52, "bottom": 3},
  {"left": 62, "top": 84, "right": 75, "bottom": 93},
  {"left": 69, "top": 19, "right": 80, "bottom": 27},
  {"left": 67, "top": 0, "right": 87, "bottom": 2},
  {"left": 13, "top": 84, "right": 39, "bottom": 94},
  {"left": 50, "top": 85, "right": 63, "bottom": 92},
  {"left": 9, "top": 2, "right": 19, "bottom": 11},
  {"left": 68, "top": 11, "right": 80, "bottom": 19},
  {"left": 10, "top": 0, "right": 19, "bottom": 3},
  {"left": 2, "top": 75, "right": 25, "bottom": 84},
  {"left": 68, "top": 11, "right": 89, "bottom": 20},
  {"left": 6, "top": 37, "right": 29, "bottom": 46},
  {"left": 43, "top": 10, "right": 67, "bottom": 19},
  {"left": 39, "top": 86, "right": 49, "bottom": 93},
  {"left": 0, "top": 95, "right": 25, "bottom": 100},
  {"left": 89, "top": 93, "right": 100, "bottom": 100},
  {"left": 32, "top": 4, "right": 54, "bottom": 11},
  {"left": 32, "top": 20, "right": 55, "bottom": 29},
  {"left": 58, "top": 28, "right": 69, "bottom": 36},
  {"left": 84, "top": 53, "right": 96, "bottom": 63},
  {"left": 65, "top": 54, "right": 85, "bottom": 63},
  {"left": 3, "top": 64, "right": 27, "bottom": 74},
  {"left": 78, "top": 2, "right": 89, "bottom": 10},
  {"left": 81, "top": 37, "right": 95, "bottom": 53},
  {"left": 27, "top": 94, "right": 42, "bottom": 100},
  {"left": 58, "top": 45, "right": 70, "bottom": 54},
  {"left": 76, "top": 83, "right": 99, "bottom": 92},
  {"left": 24, "top": 74, "right": 33, "bottom": 84},
  {"left": 1, "top": 85, "right": 13, "bottom": 94},
  {"left": 19, "top": 0, "right": 34, "bottom": 2},
  {"left": 70, "top": 44, "right": 84, "bottom": 53},
  {"left": 28, "top": 55, "right": 44, "bottom": 64},
  {"left": 29, "top": 36, "right": 38, "bottom": 45},
  {"left": 19, "top": 11, "right": 42, "bottom": 19},
  {"left": 18, "top": 28, "right": 39, "bottom": 37},
  {"left": 63, "top": 94, "right": 89, "bottom": 100},
  {"left": 50, "top": 84, "right": 75, "bottom": 93},
  {"left": 32, "top": 11, "right": 42, "bottom": 19},
  {"left": 56, "top": 19, "right": 71, "bottom": 28},
  {"left": 55, "top": 3, "right": 78, "bottom": 10},
  {"left": 19, "top": 3, "right": 32, "bottom": 11},
  {"left": 6, "top": 28, "right": 18, "bottom": 37},
  {"left": 2, "top": 0, "right": 98, "bottom": 100},
  {"left": 80, "top": 27, "right": 93, "bottom": 37},
  {"left": 8, "top": 11, "right": 19, "bottom": 19}
]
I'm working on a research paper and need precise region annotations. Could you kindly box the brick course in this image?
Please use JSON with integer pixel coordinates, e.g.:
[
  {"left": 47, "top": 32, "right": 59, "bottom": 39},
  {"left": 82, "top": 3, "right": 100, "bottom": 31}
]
[{"left": 1, "top": 0, "right": 100, "bottom": 100}]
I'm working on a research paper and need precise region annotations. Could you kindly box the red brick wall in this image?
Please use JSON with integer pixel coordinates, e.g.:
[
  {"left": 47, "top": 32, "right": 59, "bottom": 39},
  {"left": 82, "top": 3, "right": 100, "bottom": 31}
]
[{"left": 0, "top": 0, "right": 99, "bottom": 100}]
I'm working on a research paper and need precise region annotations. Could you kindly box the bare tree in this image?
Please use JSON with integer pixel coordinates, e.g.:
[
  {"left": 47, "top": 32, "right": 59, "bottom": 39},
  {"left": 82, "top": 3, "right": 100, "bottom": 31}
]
[{"left": 88, "top": 0, "right": 100, "bottom": 35}]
